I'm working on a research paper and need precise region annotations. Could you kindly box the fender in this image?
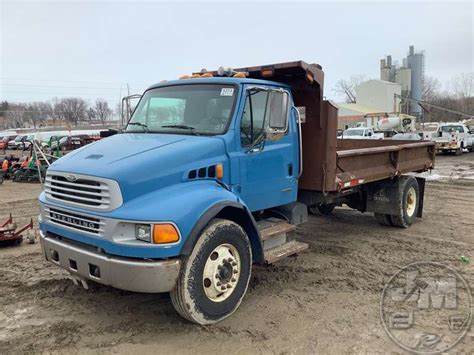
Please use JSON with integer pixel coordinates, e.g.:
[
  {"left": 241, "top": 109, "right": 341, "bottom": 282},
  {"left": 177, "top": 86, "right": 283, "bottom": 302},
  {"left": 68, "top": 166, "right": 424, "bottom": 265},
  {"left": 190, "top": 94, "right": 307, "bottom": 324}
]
[
  {"left": 181, "top": 200, "right": 264, "bottom": 264},
  {"left": 39, "top": 180, "right": 263, "bottom": 260}
]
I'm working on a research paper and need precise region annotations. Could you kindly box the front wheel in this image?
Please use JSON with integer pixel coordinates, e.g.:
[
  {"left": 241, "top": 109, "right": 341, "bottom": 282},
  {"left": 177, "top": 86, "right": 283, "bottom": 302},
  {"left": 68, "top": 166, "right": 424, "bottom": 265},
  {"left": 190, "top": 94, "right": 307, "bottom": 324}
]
[{"left": 170, "top": 219, "right": 252, "bottom": 325}]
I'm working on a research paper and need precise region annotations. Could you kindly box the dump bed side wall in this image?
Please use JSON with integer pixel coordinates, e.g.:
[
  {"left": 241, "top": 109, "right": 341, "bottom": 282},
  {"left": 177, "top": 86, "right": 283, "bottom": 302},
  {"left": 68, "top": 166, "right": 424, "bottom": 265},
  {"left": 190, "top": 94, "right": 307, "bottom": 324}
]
[{"left": 336, "top": 140, "right": 435, "bottom": 187}]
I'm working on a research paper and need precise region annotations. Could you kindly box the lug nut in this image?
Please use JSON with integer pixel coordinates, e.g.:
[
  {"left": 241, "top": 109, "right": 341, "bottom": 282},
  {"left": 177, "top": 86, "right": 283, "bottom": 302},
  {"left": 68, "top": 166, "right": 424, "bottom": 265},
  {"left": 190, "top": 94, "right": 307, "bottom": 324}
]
[
  {"left": 217, "top": 265, "right": 222, "bottom": 270},
  {"left": 227, "top": 284, "right": 232, "bottom": 289},
  {"left": 228, "top": 258, "right": 233, "bottom": 262},
  {"left": 232, "top": 262, "right": 237, "bottom": 266},
  {"left": 217, "top": 282, "right": 221, "bottom": 286},
  {"left": 231, "top": 278, "right": 236, "bottom": 282},
  {"left": 221, "top": 286, "right": 226, "bottom": 290},
  {"left": 233, "top": 270, "right": 238, "bottom": 274}
]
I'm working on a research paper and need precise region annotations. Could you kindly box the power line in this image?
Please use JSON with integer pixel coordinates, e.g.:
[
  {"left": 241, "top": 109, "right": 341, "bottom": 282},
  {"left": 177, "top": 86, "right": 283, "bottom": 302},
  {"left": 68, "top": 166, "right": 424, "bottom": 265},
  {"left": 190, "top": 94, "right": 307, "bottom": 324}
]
[
  {"left": 2, "top": 83, "right": 126, "bottom": 90},
  {"left": 0, "top": 77, "right": 151, "bottom": 86},
  {"left": 1, "top": 90, "right": 123, "bottom": 97},
  {"left": 0, "top": 77, "right": 126, "bottom": 85},
  {"left": 395, "top": 94, "right": 474, "bottom": 118}
]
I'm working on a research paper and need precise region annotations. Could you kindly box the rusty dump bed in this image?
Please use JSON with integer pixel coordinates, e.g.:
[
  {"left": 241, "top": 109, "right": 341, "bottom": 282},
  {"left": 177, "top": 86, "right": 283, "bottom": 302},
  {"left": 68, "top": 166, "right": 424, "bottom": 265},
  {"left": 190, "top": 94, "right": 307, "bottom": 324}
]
[
  {"left": 236, "top": 60, "right": 436, "bottom": 193},
  {"left": 334, "top": 139, "right": 435, "bottom": 191}
]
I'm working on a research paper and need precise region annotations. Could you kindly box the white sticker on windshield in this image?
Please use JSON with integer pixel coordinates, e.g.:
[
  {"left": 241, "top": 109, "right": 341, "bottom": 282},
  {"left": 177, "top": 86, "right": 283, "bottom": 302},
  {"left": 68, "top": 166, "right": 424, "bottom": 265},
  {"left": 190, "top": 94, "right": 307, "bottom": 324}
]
[{"left": 220, "top": 88, "right": 234, "bottom": 96}]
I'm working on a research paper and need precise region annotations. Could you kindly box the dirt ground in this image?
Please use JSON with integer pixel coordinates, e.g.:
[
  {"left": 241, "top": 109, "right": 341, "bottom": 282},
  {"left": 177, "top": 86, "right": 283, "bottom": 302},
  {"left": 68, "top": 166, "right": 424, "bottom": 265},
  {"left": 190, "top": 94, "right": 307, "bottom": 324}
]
[{"left": 0, "top": 153, "right": 473, "bottom": 354}]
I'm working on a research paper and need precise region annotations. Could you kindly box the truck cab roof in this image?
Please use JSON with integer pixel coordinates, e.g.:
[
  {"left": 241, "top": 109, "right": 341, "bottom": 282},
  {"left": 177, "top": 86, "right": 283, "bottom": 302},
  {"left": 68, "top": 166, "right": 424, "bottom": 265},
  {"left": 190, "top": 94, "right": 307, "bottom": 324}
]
[{"left": 147, "top": 77, "right": 291, "bottom": 91}]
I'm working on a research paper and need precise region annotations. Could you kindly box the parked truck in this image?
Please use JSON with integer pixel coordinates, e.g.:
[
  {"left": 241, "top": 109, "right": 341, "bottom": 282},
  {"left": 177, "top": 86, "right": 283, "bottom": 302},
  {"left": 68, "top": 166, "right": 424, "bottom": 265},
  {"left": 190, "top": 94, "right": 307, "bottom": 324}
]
[
  {"left": 39, "top": 61, "right": 435, "bottom": 324},
  {"left": 433, "top": 122, "right": 474, "bottom": 155},
  {"left": 341, "top": 127, "right": 385, "bottom": 139}
]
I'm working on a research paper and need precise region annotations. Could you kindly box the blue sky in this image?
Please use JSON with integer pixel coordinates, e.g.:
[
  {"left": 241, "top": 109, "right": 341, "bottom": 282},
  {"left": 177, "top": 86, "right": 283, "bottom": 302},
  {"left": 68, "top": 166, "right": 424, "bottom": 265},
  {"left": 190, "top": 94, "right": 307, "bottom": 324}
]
[{"left": 1, "top": 1, "right": 472, "bottom": 107}]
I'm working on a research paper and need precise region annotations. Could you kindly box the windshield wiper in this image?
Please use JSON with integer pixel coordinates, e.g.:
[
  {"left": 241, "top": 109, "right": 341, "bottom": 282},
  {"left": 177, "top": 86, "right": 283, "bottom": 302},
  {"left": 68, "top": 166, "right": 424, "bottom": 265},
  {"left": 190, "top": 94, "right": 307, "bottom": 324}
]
[
  {"left": 161, "top": 124, "right": 196, "bottom": 130},
  {"left": 160, "top": 124, "right": 201, "bottom": 135},
  {"left": 127, "top": 122, "right": 149, "bottom": 132}
]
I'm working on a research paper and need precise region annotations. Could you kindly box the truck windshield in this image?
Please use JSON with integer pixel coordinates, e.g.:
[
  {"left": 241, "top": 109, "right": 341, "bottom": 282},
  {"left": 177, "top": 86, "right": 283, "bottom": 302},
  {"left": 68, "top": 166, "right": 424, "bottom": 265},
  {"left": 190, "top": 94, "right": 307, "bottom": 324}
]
[
  {"left": 126, "top": 84, "right": 236, "bottom": 135},
  {"left": 343, "top": 129, "right": 364, "bottom": 136},
  {"left": 440, "top": 125, "right": 463, "bottom": 133}
]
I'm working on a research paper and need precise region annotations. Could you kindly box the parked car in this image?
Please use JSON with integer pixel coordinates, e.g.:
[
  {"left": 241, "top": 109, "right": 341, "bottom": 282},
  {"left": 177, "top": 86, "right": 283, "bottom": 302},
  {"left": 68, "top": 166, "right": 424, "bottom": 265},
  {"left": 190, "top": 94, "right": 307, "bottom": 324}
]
[
  {"left": 392, "top": 133, "right": 422, "bottom": 141},
  {"left": 375, "top": 130, "right": 399, "bottom": 138},
  {"left": 8, "top": 135, "right": 27, "bottom": 150},
  {"left": 341, "top": 127, "right": 384, "bottom": 139},
  {"left": 50, "top": 135, "right": 95, "bottom": 151},
  {"left": 0, "top": 135, "right": 18, "bottom": 150}
]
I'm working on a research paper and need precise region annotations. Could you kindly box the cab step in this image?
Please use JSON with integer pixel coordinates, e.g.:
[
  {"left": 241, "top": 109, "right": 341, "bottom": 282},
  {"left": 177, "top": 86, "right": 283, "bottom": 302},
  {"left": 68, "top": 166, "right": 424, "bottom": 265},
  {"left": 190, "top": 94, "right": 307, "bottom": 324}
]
[
  {"left": 264, "top": 240, "right": 309, "bottom": 264},
  {"left": 258, "top": 218, "right": 296, "bottom": 241},
  {"left": 256, "top": 218, "right": 308, "bottom": 264}
]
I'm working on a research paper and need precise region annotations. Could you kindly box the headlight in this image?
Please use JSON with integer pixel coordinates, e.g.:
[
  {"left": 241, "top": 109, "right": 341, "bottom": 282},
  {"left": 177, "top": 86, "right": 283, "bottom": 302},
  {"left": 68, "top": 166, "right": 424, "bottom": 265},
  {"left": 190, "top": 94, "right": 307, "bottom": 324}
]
[{"left": 135, "top": 224, "right": 151, "bottom": 242}]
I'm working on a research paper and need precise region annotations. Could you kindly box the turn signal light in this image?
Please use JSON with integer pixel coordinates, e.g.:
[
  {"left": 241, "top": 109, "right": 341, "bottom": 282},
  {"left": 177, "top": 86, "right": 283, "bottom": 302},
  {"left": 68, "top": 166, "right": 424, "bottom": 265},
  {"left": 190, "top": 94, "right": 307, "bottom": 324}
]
[
  {"left": 261, "top": 69, "right": 274, "bottom": 77},
  {"left": 153, "top": 224, "right": 179, "bottom": 244},
  {"left": 216, "top": 163, "right": 224, "bottom": 179},
  {"left": 233, "top": 72, "right": 247, "bottom": 78}
]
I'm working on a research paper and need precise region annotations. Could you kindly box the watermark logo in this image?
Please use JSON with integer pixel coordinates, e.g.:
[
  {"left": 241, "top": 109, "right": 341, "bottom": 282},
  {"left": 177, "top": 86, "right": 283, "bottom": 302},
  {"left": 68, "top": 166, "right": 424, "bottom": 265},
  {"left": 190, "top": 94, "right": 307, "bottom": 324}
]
[{"left": 380, "top": 262, "right": 472, "bottom": 354}]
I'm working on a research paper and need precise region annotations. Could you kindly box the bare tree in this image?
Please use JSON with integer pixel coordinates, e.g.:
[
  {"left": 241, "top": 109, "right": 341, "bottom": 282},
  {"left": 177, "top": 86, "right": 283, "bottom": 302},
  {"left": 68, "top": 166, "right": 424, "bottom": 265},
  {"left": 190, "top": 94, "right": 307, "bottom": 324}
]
[
  {"left": 87, "top": 107, "right": 97, "bottom": 120},
  {"left": 333, "top": 75, "right": 367, "bottom": 103},
  {"left": 452, "top": 73, "right": 474, "bottom": 98},
  {"left": 422, "top": 76, "right": 441, "bottom": 101},
  {"left": 94, "top": 98, "right": 112, "bottom": 125},
  {"left": 24, "top": 102, "right": 53, "bottom": 129},
  {"left": 6, "top": 103, "right": 27, "bottom": 128},
  {"left": 451, "top": 73, "right": 474, "bottom": 115},
  {"left": 54, "top": 98, "right": 87, "bottom": 126}
]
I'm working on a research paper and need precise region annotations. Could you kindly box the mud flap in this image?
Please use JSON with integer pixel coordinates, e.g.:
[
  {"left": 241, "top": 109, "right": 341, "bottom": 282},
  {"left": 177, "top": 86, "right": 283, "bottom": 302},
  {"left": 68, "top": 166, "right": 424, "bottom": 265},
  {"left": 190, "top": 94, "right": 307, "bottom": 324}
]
[
  {"left": 366, "top": 180, "right": 401, "bottom": 216},
  {"left": 415, "top": 177, "right": 425, "bottom": 218},
  {"left": 365, "top": 177, "right": 425, "bottom": 218}
]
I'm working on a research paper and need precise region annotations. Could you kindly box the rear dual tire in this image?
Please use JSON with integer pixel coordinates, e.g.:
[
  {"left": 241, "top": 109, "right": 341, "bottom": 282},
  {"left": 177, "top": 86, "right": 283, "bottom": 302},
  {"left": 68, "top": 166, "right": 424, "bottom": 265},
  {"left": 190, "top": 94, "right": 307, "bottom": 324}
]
[
  {"left": 375, "top": 176, "right": 420, "bottom": 228},
  {"left": 308, "top": 203, "right": 336, "bottom": 216},
  {"left": 171, "top": 219, "right": 252, "bottom": 325}
]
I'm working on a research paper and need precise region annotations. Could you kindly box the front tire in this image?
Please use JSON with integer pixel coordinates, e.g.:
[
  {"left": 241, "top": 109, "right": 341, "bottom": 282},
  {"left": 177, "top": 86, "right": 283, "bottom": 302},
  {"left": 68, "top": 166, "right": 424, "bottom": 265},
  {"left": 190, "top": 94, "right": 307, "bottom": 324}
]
[{"left": 170, "top": 219, "right": 252, "bottom": 325}]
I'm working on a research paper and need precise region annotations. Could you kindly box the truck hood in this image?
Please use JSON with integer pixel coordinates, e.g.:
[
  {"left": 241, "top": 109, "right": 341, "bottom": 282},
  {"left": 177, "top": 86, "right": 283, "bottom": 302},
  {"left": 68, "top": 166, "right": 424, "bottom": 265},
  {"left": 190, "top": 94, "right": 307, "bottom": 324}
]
[{"left": 50, "top": 133, "right": 227, "bottom": 202}]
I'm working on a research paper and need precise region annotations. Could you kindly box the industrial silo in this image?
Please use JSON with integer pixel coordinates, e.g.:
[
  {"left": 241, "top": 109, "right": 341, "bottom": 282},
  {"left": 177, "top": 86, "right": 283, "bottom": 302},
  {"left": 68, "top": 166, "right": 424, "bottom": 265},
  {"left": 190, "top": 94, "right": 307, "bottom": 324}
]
[{"left": 406, "top": 45, "right": 425, "bottom": 115}]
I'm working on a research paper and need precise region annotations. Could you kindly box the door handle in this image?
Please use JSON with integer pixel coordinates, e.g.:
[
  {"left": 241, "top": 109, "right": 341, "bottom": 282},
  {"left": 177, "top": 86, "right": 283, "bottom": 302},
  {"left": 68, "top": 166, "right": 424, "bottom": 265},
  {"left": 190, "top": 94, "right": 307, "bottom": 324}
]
[{"left": 288, "top": 163, "right": 293, "bottom": 177}]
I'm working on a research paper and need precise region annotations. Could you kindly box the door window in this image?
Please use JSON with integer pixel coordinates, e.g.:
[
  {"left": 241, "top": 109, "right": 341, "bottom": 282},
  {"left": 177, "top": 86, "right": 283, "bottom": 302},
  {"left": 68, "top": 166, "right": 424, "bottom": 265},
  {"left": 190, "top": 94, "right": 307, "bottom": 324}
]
[{"left": 240, "top": 91, "right": 268, "bottom": 147}]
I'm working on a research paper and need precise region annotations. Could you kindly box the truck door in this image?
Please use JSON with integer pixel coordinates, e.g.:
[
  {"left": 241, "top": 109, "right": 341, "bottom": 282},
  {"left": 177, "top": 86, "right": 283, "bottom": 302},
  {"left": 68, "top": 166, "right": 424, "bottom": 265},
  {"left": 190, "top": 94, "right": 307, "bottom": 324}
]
[{"left": 236, "top": 86, "right": 298, "bottom": 212}]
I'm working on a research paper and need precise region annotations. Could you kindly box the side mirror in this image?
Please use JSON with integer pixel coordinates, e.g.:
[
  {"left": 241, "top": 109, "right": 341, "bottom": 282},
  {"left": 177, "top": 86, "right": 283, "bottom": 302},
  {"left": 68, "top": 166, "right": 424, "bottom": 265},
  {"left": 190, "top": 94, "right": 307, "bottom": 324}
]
[
  {"left": 266, "top": 91, "right": 289, "bottom": 136},
  {"left": 368, "top": 131, "right": 372, "bottom": 136}
]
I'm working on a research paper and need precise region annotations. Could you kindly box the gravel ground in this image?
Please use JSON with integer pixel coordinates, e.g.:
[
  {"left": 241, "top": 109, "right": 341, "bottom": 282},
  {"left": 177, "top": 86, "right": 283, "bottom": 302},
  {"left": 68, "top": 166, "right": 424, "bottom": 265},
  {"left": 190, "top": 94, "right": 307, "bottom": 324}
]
[{"left": 0, "top": 153, "right": 473, "bottom": 354}]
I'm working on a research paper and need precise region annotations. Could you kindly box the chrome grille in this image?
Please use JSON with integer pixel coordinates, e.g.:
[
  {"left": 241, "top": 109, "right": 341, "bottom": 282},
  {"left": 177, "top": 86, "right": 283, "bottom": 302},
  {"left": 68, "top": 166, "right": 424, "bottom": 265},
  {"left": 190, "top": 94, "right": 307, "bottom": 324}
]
[
  {"left": 45, "top": 172, "right": 122, "bottom": 211},
  {"left": 45, "top": 207, "right": 105, "bottom": 235}
]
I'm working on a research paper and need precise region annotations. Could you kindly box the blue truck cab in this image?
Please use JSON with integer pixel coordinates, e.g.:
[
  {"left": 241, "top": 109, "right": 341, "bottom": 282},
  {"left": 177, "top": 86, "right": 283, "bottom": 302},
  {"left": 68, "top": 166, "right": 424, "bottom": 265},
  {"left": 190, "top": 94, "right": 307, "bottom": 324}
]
[
  {"left": 39, "top": 61, "right": 434, "bottom": 324},
  {"left": 39, "top": 64, "right": 309, "bottom": 325}
]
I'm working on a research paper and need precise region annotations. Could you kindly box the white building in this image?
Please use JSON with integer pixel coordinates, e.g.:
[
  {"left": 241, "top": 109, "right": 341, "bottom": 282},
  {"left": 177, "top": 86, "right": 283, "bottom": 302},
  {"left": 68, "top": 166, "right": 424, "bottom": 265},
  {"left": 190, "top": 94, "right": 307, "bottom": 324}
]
[{"left": 337, "top": 80, "right": 415, "bottom": 131}]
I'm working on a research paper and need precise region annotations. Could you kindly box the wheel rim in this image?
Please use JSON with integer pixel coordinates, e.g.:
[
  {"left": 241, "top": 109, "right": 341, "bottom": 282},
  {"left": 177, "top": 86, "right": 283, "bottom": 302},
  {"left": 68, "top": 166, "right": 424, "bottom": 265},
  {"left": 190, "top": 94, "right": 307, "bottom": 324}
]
[
  {"left": 202, "top": 243, "right": 241, "bottom": 303},
  {"left": 406, "top": 187, "right": 417, "bottom": 217}
]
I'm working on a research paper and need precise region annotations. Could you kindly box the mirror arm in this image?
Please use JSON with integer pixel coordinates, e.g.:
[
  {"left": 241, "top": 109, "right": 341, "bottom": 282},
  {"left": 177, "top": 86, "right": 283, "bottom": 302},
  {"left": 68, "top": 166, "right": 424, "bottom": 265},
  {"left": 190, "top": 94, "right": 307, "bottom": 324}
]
[
  {"left": 248, "top": 92, "right": 254, "bottom": 142},
  {"left": 294, "top": 106, "right": 303, "bottom": 179}
]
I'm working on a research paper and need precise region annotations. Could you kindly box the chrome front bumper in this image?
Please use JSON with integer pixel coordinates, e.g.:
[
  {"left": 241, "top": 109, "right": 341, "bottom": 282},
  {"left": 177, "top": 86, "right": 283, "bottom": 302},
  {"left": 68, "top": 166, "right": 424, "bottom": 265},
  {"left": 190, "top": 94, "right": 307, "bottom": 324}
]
[{"left": 40, "top": 231, "right": 181, "bottom": 293}]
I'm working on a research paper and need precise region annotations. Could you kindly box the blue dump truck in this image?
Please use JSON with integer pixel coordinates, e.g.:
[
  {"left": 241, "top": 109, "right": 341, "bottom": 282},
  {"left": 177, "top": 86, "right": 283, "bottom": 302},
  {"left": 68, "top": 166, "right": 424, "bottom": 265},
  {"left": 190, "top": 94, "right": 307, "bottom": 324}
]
[{"left": 39, "top": 61, "right": 435, "bottom": 324}]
